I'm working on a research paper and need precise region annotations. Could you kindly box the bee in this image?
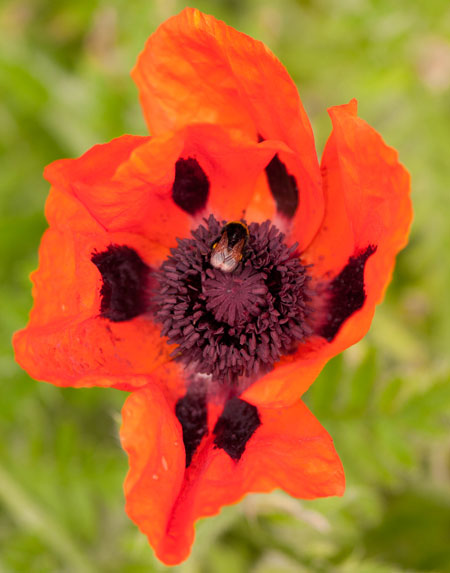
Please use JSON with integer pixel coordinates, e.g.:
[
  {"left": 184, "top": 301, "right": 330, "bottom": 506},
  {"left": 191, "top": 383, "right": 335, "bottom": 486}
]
[{"left": 210, "top": 221, "right": 249, "bottom": 273}]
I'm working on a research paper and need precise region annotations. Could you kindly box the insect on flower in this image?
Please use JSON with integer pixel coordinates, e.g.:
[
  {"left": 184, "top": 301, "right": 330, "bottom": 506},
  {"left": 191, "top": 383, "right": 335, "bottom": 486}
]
[
  {"left": 13, "top": 8, "right": 412, "bottom": 566},
  {"left": 210, "top": 221, "right": 249, "bottom": 273}
]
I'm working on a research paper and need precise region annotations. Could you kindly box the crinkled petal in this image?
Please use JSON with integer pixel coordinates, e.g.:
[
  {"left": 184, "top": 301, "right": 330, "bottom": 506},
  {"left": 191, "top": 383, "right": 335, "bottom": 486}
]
[
  {"left": 122, "top": 388, "right": 344, "bottom": 565},
  {"left": 244, "top": 100, "right": 412, "bottom": 408},
  {"left": 12, "top": 215, "right": 176, "bottom": 390},
  {"left": 307, "top": 99, "right": 412, "bottom": 281},
  {"left": 14, "top": 154, "right": 181, "bottom": 391},
  {"left": 133, "top": 8, "right": 323, "bottom": 248},
  {"left": 118, "top": 124, "right": 283, "bottom": 224},
  {"left": 49, "top": 127, "right": 288, "bottom": 241},
  {"left": 45, "top": 133, "right": 191, "bottom": 252},
  {"left": 121, "top": 385, "right": 186, "bottom": 558},
  {"left": 134, "top": 9, "right": 316, "bottom": 154}
]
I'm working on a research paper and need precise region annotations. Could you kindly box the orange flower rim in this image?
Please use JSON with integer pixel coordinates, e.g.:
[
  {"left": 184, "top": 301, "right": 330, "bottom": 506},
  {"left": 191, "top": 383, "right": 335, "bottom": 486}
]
[{"left": 13, "top": 8, "right": 412, "bottom": 566}]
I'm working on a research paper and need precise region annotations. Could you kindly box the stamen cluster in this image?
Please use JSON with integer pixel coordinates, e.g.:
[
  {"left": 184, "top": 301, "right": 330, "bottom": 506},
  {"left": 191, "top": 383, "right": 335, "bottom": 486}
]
[{"left": 155, "top": 215, "right": 312, "bottom": 384}]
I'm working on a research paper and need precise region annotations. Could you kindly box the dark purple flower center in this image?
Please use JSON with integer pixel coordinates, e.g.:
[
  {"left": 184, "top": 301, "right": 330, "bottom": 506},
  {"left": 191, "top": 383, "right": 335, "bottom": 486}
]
[
  {"left": 155, "top": 215, "right": 312, "bottom": 386},
  {"left": 203, "top": 266, "right": 267, "bottom": 326}
]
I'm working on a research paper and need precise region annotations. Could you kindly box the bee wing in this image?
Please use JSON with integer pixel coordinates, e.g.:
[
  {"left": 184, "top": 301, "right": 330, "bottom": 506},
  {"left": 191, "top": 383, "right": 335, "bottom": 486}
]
[
  {"left": 230, "top": 238, "right": 245, "bottom": 261},
  {"left": 210, "top": 232, "right": 229, "bottom": 268},
  {"left": 216, "top": 231, "right": 229, "bottom": 250}
]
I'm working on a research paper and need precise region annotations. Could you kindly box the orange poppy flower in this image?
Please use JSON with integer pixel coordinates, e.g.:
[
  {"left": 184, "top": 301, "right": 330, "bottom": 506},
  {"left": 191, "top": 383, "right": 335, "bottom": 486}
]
[{"left": 13, "top": 8, "right": 412, "bottom": 565}]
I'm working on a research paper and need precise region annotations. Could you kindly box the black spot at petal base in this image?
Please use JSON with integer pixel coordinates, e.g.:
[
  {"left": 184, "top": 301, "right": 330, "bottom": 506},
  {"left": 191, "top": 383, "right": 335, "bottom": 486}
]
[
  {"left": 91, "top": 245, "right": 150, "bottom": 322},
  {"left": 213, "top": 397, "right": 261, "bottom": 461},
  {"left": 175, "top": 386, "right": 208, "bottom": 467},
  {"left": 319, "top": 245, "right": 377, "bottom": 341},
  {"left": 172, "top": 157, "right": 210, "bottom": 215},
  {"left": 265, "top": 154, "right": 299, "bottom": 218}
]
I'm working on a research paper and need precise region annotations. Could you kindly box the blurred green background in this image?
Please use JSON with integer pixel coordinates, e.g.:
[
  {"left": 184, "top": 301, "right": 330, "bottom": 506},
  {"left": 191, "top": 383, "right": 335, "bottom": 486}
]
[{"left": 1, "top": 0, "right": 449, "bottom": 571}]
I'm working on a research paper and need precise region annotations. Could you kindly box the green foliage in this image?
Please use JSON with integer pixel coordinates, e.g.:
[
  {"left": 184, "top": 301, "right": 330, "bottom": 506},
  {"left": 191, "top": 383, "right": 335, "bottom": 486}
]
[{"left": 1, "top": 0, "right": 449, "bottom": 571}]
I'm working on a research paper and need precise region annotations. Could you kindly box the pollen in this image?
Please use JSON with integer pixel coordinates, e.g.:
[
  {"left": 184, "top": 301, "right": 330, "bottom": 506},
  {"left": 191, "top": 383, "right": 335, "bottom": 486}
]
[{"left": 155, "top": 215, "right": 312, "bottom": 385}]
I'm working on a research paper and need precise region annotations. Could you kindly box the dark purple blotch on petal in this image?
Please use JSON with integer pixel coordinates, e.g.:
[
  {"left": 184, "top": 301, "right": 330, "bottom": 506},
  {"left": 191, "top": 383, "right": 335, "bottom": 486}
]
[
  {"left": 319, "top": 245, "right": 377, "bottom": 341},
  {"left": 91, "top": 245, "right": 150, "bottom": 322},
  {"left": 175, "top": 386, "right": 208, "bottom": 467},
  {"left": 172, "top": 157, "right": 210, "bottom": 215},
  {"left": 265, "top": 154, "right": 299, "bottom": 218},
  {"left": 213, "top": 397, "right": 261, "bottom": 461}
]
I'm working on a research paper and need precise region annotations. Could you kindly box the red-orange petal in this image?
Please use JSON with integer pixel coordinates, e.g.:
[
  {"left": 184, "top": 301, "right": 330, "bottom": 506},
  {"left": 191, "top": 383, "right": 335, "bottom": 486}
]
[
  {"left": 133, "top": 8, "right": 323, "bottom": 248},
  {"left": 244, "top": 100, "right": 412, "bottom": 408},
  {"left": 134, "top": 9, "right": 316, "bottom": 153},
  {"left": 307, "top": 99, "right": 412, "bottom": 279},
  {"left": 45, "top": 133, "right": 192, "bottom": 253},
  {"left": 118, "top": 124, "right": 282, "bottom": 225},
  {"left": 12, "top": 216, "right": 175, "bottom": 390},
  {"left": 14, "top": 137, "right": 185, "bottom": 391},
  {"left": 121, "top": 388, "right": 344, "bottom": 565},
  {"left": 121, "top": 385, "right": 186, "bottom": 558},
  {"left": 50, "top": 126, "right": 291, "bottom": 246}
]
